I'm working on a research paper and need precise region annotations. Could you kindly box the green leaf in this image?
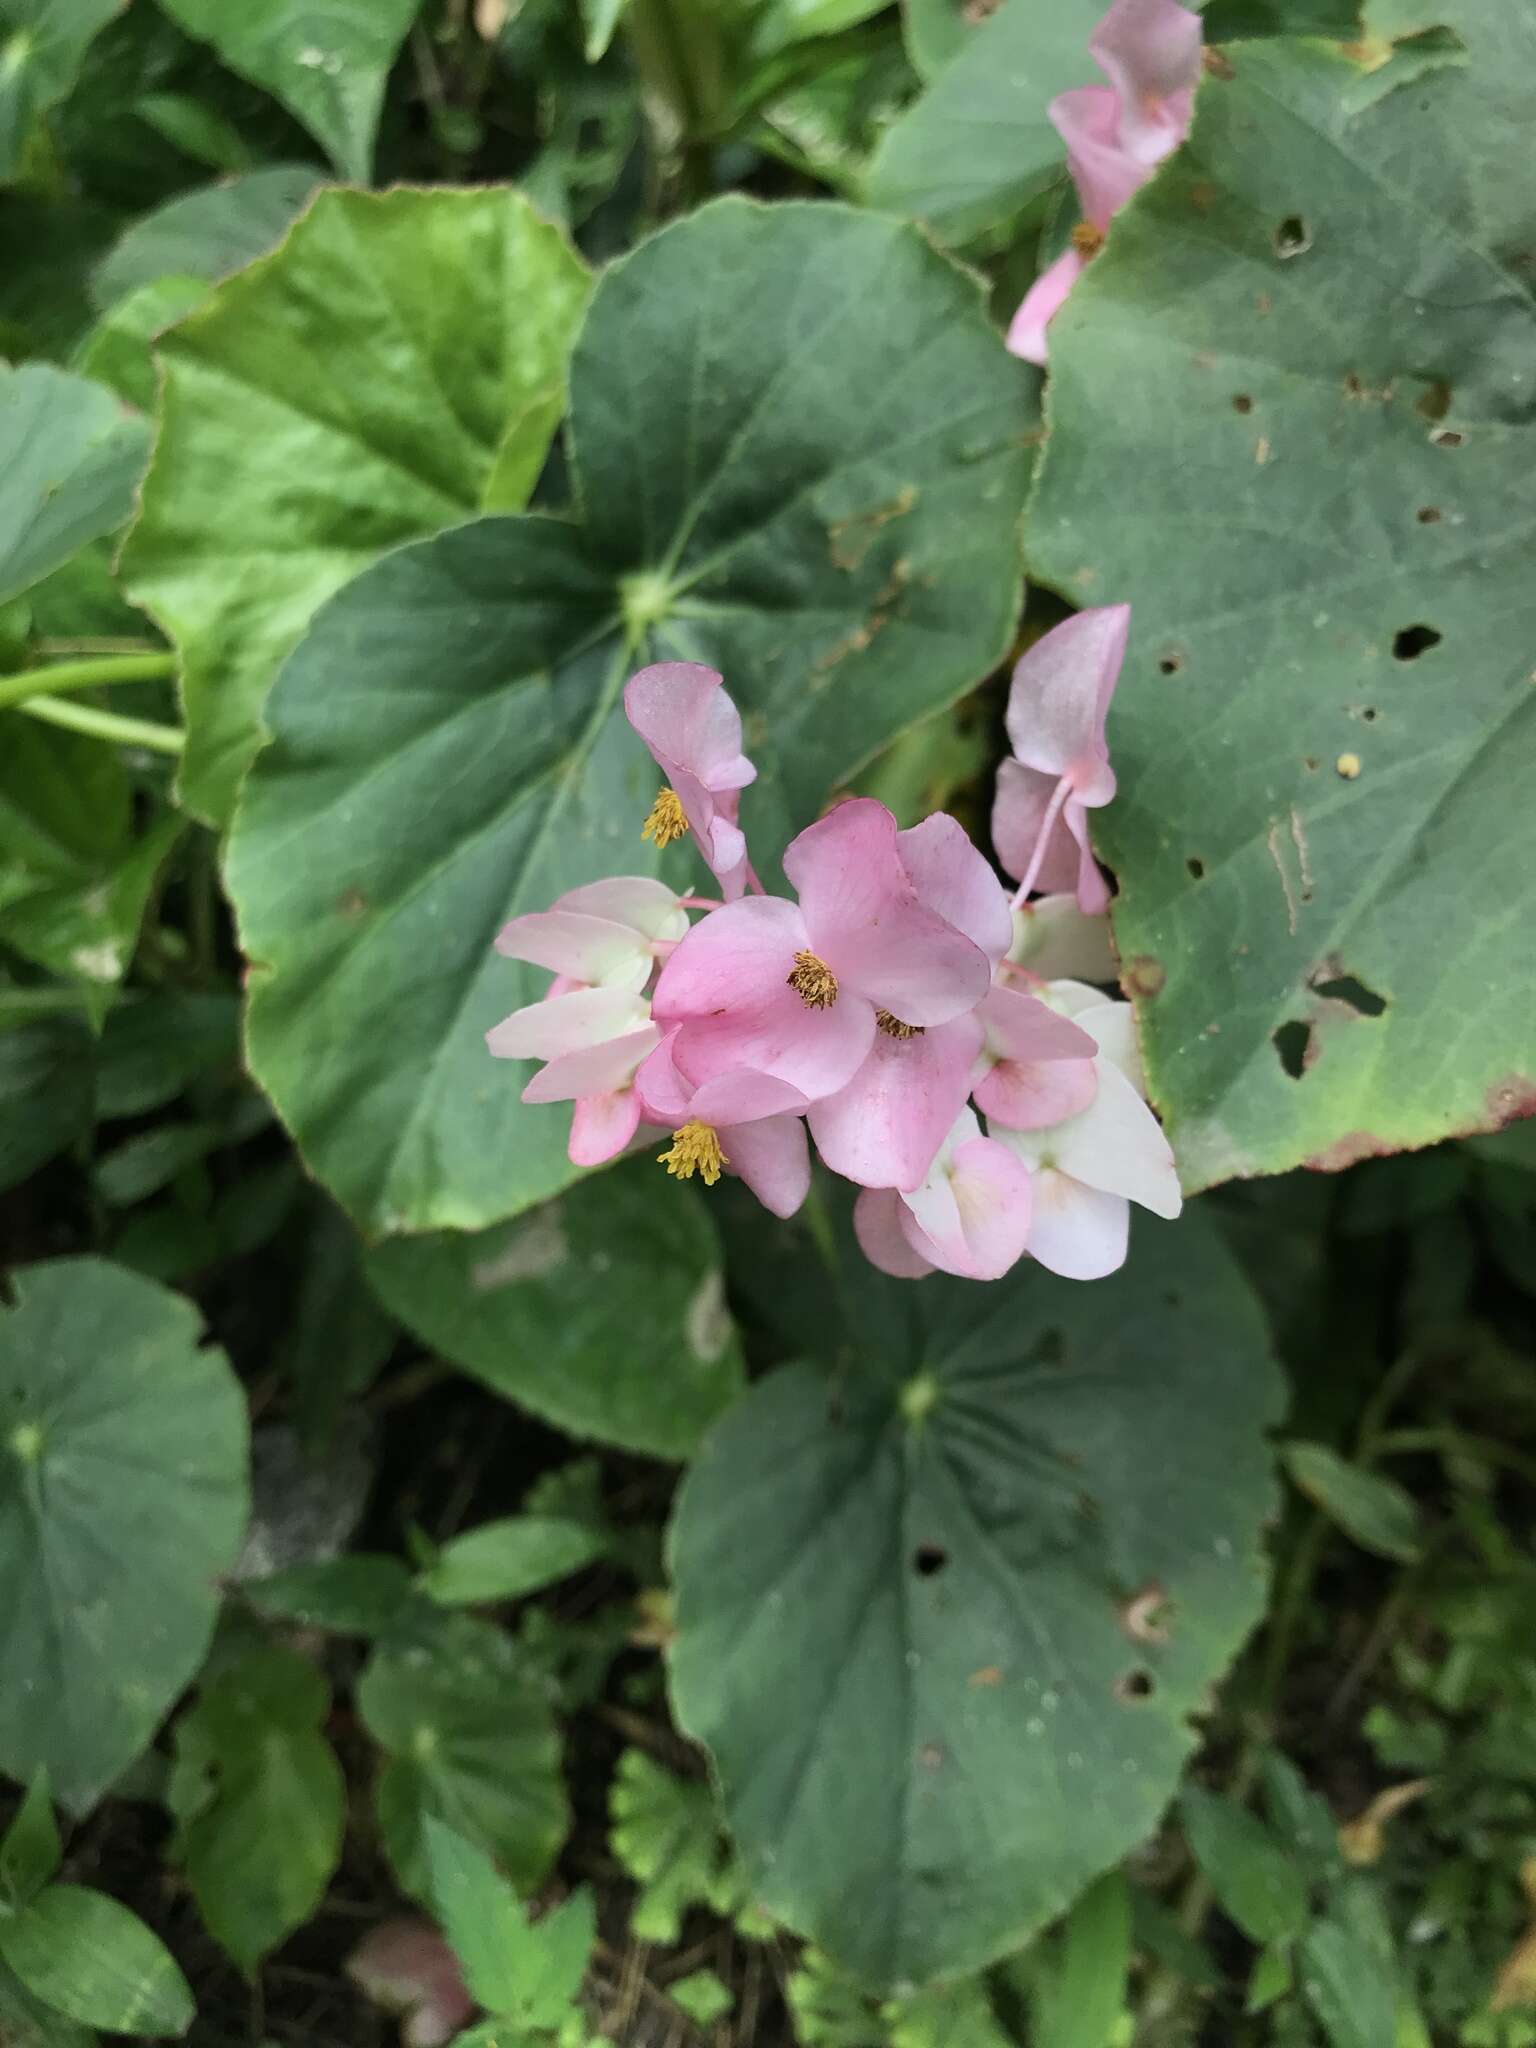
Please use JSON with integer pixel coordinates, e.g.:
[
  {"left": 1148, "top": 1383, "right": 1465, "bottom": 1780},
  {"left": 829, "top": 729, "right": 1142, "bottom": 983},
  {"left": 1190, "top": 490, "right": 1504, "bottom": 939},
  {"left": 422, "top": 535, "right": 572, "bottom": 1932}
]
[
  {"left": 243, "top": 1554, "right": 417, "bottom": 1635},
  {"left": 1026, "top": 30, "right": 1536, "bottom": 1190},
  {"left": 0, "top": 1887, "right": 193, "bottom": 2036},
  {"left": 668, "top": 1210, "right": 1283, "bottom": 1989},
  {"left": 279, "top": 1199, "right": 398, "bottom": 1449},
  {"left": 153, "top": 0, "right": 419, "bottom": 179},
  {"left": 132, "top": 91, "right": 252, "bottom": 171},
  {"left": 1281, "top": 1442, "right": 1422, "bottom": 1564},
  {"left": 865, "top": 0, "right": 1102, "bottom": 246},
  {"left": 225, "top": 196, "right": 1032, "bottom": 1235},
  {"left": 1029, "top": 1873, "right": 1133, "bottom": 2048},
  {"left": 670, "top": 1971, "right": 734, "bottom": 2027},
  {"left": 124, "top": 184, "right": 591, "bottom": 826},
  {"left": 0, "top": 0, "right": 123, "bottom": 182},
  {"left": 0, "top": 1258, "right": 248, "bottom": 1810},
  {"left": 77, "top": 277, "right": 211, "bottom": 413},
  {"left": 609, "top": 1750, "right": 736, "bottom": 1945},
  {"left": 0, "top": 1015, "right": 93, "bottom": 1195},
  {"left": 168, "top": 1646, "right": 345, "bottom": 1974},
  {"left": 900, "top": 0, "right": 969, "bottom": 83},
  {"left": 90, "top": 165, "right": 319, "bottom": 311},
  {"left": 1180, "top": 1785, "right": 1309, "bottom": 1945},
  {"left": 358, "top": 1611, "right": 568, "bottom": 1901},
  {"left": 1246, "top": 1940, "right": 1293, "bottom": 2014},
  {"left": 422, "top": 1819, "right": 594, "bottom": 2027},
  {"left": 94, "top": 991, "right": 239, "bottom": 1119},
  {"left": 579, "top": 0, "right": 629, "bottom": 62},
  {"left": 0, "top": 1773, "right": 60, "bottom": 1911},
  {"left": 365, "top": 1166, "right": 742, "bottom": 1457},
  {"left": 0, "top": 364, "right": 148, "bottom": 609},
  {"left": 422, "top": 1517, "right": 607, "bottom": 1607},
  {"left": 0, "top": 1950, "right": 96, "bottom": 2046},
  {"left": 1299, "top": 1905, "right": 1396, "bottom": 2048}
]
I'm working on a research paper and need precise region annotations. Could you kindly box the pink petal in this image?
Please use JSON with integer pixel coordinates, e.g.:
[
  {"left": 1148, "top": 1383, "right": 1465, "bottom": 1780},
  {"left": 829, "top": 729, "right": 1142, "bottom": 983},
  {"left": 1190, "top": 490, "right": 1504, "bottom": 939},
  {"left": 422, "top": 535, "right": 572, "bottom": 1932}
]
[
  {"left": 569, "top": 1086, "right": 643, "bottom": 1166},
  {"left": 1006, "top": 247, "right": 1087, "bottom": 366},
  {"left": 1052, "top": 84, "right": 1147, "bottom": 226},
  {"left": 808, "top": 1013, "right": 982, "bottom": 1192},
  {"left": 902, "top": 1136, "right": 1034, "bottom": 1282},
  {"left": 495, "top": 908, "right": 650, "bottom": 989},
  {"left": 1004, "top": 1058, "right": 1181, "bottom": 1218},
  {"left": 1063, "top": 799, "right": 1113, "bottom": 914},
  {"left": 1003, "top": 607, "right": 1129, "bottom": 802},
  {"left": 1090, "top": 0, "right": 1202, "bottom": 164},
  {"left": 652, "top": 895, "right": 806, "bottom": 1019},
  {"left": 722, "top": 1112, "right": 811, "bottom": 1218},
  {"left": 992, "top": 759, "right": 1083, "bottom": 893},
  {"left": 1008, "top": 894, "right": 1118, "bottom": 982},
  {"left": 1027, "top": 1171, "right": 1131, "bottom": 1280},
  {"left": 979, "top": 982, "right": 1097, "bottom": 1063},
  {"left": 346, "top": 1919, "right": 473, "bottom": 2048},
  {"left": 487, "top": 986, "right": 649, "bottom": 1060},
  {"left": 897, "top": 813, "right": 1014, "bottom": 967},
  {"left": 522, "top": 1023, "right": 660, "bottom": 1103},
  {"left": 691, "top": 1070, "right": 811, "bottom": 1127},
  {"left": 785, "top": 799, "right": 991, "bottom": 1027},
  {"left": 854, "top": 1186, "right": 935, "bottom": 1280},
  {"left": 634, "top": 1028, "right": 691, "bottom": 1124},
  {"left": 624, "top": 662, "right": 756, "bottom": 791},
  {"left": 974, "top": 1055, "right": 1099, "bottom": 1131},
  {"left": 555, "top": 875, "right": 688, "bottom": 942}
]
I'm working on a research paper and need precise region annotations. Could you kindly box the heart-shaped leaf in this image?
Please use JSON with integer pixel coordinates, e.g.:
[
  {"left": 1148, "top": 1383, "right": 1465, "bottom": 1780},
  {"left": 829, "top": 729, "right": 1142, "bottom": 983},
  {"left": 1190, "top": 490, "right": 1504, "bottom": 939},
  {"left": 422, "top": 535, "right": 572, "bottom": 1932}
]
[
  {"left": 668, "top": 1211, "right": 1282, "bottom": 1988},
  {"left": 0, "top": 1259, "right": 248, "bottom": 1810},
  {"left": 1026, "top": 27, "right": 1536, "bottom": 1188},
  {"left": 225, "top": 196, "right": 1033, "bottom": 1236}
]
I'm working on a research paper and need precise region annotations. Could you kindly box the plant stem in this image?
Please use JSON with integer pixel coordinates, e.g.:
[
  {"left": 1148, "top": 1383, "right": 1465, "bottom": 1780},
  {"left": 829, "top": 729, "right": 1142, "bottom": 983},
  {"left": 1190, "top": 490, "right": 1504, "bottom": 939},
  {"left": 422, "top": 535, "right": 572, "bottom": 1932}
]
[
  {"left": 0, "top": 651, "right": 176, "bottom": 710},
  {"left": 15, "top": 694, "right": 185, "bottom": 754},
  {"left": 1372, "top": 1425, "right": 1536, "bottom": 1490}
]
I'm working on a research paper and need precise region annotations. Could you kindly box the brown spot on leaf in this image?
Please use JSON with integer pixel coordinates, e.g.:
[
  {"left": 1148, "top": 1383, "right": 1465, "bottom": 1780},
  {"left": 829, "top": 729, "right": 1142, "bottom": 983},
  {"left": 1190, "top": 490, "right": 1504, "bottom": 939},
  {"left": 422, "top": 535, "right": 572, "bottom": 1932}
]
[
  {"left": 1189, "top": 179, "right": 1219, "bottom": 212},
  {"left": 1201, "top": 46, "right": 1235, "bottom": 79},
  {"left": 1488, "top": 1076, "right": 1536, "bottom": 1127},
  {"left": 1124, "top": 955, "right": 1165, "bottom": 999},
  {"left": 338, "top": 888, "right": 368, "bottom": 917},
  {"left": 1121, "top": 1582, "right": 1172, "bottom": 1644},
  {"left": 1304, "top": 1130, "right": 1400, "bottom": 1173},
  {"left": 919, "top": 1743, "right": 944, "bottom": 1769},
  {"left": 968, "top": 1666, "right": 1004, "bottom": 1689}
]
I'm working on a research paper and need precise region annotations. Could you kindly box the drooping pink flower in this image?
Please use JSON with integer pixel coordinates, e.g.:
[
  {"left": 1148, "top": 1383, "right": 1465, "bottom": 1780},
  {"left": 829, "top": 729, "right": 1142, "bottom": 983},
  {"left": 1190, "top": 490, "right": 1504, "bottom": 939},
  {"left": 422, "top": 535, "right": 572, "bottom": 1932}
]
[
  {"left": 854, "top": 1108, "right": 1034, "bottom": 1283},
  {"left": 624, "top": 662, "right": 757, "bottom": 900},
  {"left": 346, "top": 1918, "right": 473, "bottom": 2048},
  {"left": 652, "top": 799, "right": 995, "bottom": 1120},
  {"left": 1007, "top": 0, "right": 1202, "bottom": 365},
  {"left": 993, "top": 988, "right": 1179, "bottom": 1279},
  {"left": 496, "top": 876, "right": 688, "bottom": 992},
  {"left": 993, "top": 605, "right": 1130, "bottom": 916},
  {"left": 971, "top": 980, "right": 1099, "bottom": 1131},
  {"left": 636, "top": 1031, "right": 811, "bottom": 1218}
]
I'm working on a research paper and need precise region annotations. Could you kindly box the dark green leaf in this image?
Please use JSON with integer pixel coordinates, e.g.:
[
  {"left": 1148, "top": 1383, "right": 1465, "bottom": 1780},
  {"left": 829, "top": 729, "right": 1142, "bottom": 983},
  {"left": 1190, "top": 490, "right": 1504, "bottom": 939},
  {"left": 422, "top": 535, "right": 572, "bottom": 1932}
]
[
  {"left": 90, "top": 165, "right": 318, "bottom": 310},
  {"left": 243, "top": 1554, "right": 417, "bottom": 1636},
  {"left": 1180, "top": 1784, "right": 1309, "bottom": 1945},
  {"left": 0, "top": 1887, "right": 193, "bottom": 2036},
  {"left": 1281, "top": 1442, "right": 1422, "bottom": 1563},
  {"left": 0, "top": 363, "right": 148, "bottom": 609},
  {"left": 1299, "top": 1907, "right": 1395, "bottom": 2048},
  {"left": 0, "top": 1015, "right": 93, "bottom": 1195},
  {"left": 422, "top": 1819, "right": 593, "bottom": 2027},
  {"left": 0, "top": 0, "right": 123, "bottom": 182},
  {"left": 131, "top": 92, "right": 251, "bottom": 171},
  {"left": 0, "top": 1773, "right": 60, "bottom": 1912},
  {"left": 94, "top": 992, "right": 239, "bottom": 1119},
  {"left": 422, "top": 1517, "right": 608, "bottom": 1607}
]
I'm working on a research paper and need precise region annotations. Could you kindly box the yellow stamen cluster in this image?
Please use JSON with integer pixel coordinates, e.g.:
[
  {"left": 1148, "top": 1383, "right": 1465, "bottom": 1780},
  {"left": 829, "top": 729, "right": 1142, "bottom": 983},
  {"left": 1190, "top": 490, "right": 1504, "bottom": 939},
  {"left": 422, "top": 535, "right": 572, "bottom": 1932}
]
[
  {"left": 1071, "top": 221, "right": 1106, "bottom": 259},
  {"left": 787, "top": 950, "right": 839, "bottom": 1009},
  {"left": 641, "top": 785, "right": 689, "bottom": 849},
  {"left": 657, "top": 1121, "right": 728, "bottom": 1186},
  {"left": 875, "top": 1010, "right": 923, "bottom": 1040}
]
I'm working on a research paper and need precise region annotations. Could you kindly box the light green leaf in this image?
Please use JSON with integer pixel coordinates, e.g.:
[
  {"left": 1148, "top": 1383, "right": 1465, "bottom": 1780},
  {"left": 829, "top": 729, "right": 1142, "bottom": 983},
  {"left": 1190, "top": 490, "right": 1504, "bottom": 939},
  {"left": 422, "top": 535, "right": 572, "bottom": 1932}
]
[
  {"left": 77, "top": 277, "right": 211, "bottom": 413},
  {"left": 865, "top": 0, "right": 1102, "bottom": 245},
  {"left": 0, "top": 364, "right": 148, "bottom": 609},
  {"left": 423, "top": 1819, "right": 594, "bottom": 2027},
  {"left": 169, "top": 1646, "right": 345, "bottom": 1974},
  {"left": 154, "top": 0, "right": 419, "bottom": 180},
  {"left": 580, "top": 0, "right": 629, "bottom": 61},
  {"left": 0, "top": 1258, "right": 248, "bottom": 1810},
  {"left": 609, "top": 1750, "right": 736, "bottom": 1945},
  {"left": 0, "top": 1950, "right": 96, "bottom": 2046},
  {"left": 365, "top": 1165, "right": 741, "bottom": 1457},
  {"left": 0, "top": 1015, "right": 93, "bottom": 1195},
  {"left": 1026, "top": 26, "right": 1536, "bottom": 1190},
  {"left": 1246, "top": 1940, "right": 1294, "bottom": 2014},
  {"left": 0, "top": 1773, "right": 60, "bottom": 1911},
  {"left": 900, "top": 0, "right": 969, "bottom": 82},
  {"left": 422, "top": 1517, "right": 607, "bottom": 1607},
  {"left": 0, "top": 1887, "right": 193, "bottom": 2036},
  {"left": 243, "top": 1554, "right": 417, "bottom": 1635},
  {"left": 124, "top": 183, "right": 592, "bottom": 825},
  {"left": 891, "top": 1977, "right": 1013, "bottom": 2048},
  {"left": 669, "top": 1971, "right": 734, "bottom": 2027},
  {"left": 0, "top": 0, "right": 122, "bottom": 182},
  {"left": 225, "top": 195, "right": 1032, "bottom": 1235},
  {"left": 1030, "top": 1873, "right": 1133, "bottom": 2048},
  {"left": 1281, "top": 1442, "right": 1422, "bottom": 1563},
  {"left": 90, "top": 166, "right": 319, "bottom": 311},
  {"left": 1180, "top": 1785, "right": 1309, "bottom": 1945},
  {"left": 358, "top": 1611, "right": 568, "bottom": 1901},
  {"left": 668, "top": 1211, "right": 1283, "bottom": 1989}
]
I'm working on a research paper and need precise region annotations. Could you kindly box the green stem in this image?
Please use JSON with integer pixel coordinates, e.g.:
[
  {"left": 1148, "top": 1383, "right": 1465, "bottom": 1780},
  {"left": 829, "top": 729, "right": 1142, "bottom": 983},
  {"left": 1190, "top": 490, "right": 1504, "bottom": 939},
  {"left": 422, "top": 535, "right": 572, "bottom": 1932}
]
[
  {"left": 0, "top": 651, "right": 176, "bottom": 710},
  {"left": 1372, "top": 1425, "right": 1536, "bottom": 1490},
  {"left": 15, "top": 694, "right": 185, "bottom": 755}
]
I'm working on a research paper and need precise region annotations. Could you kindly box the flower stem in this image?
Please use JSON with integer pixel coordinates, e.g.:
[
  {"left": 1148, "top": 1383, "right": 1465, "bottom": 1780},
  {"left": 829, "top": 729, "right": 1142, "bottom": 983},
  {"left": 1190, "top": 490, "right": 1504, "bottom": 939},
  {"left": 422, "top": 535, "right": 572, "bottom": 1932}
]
[
  {"left": 1009, "top": 774, "right": 1072, "bottom": 911},
  {"left": 14, "top": 694, "right": 185, "bottom": 755},
  {"left": 0, "top": 650, "right": 176, "bottom": 711}
]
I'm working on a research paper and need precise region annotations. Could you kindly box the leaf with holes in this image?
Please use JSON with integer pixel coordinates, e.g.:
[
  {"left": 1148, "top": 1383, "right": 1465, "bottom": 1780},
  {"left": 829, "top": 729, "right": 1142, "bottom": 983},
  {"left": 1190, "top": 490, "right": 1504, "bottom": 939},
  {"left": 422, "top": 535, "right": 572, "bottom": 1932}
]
[
  {"left": 223, "top": 196, "right": 1032, "bottom": 1236},
  {"left": 668, "top": 1210, "right": 1283, "bottom": 1989},
  {"left": 1027, "top": 23, "right": 1536, "bottom": 1189},
  {"left": 123, "top": 185, "right": 593, "bottom": 825},
  {"left": 0, "top": 1259, "right": 248, "bottom": 1811}
]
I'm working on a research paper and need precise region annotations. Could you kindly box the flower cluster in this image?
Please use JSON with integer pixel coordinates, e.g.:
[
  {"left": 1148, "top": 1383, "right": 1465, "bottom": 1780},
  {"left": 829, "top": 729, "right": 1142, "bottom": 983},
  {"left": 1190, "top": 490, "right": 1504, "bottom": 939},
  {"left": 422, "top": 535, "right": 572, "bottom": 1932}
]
[
  {"left": 488, "top": 612, "right": 1180, "bottom": 1283},
  {"left": 1007, "top": 0, "right": 1202, "bottom": 366}
]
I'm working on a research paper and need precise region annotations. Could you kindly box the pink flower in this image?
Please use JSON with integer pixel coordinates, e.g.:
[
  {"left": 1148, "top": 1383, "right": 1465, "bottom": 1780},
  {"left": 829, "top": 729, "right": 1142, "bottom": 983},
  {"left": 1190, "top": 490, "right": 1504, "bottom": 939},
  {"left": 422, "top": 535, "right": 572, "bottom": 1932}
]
[
  {"left": 993, "top": 988, "right": 1180, "bottom": 1279},
  {"left": 636, "top": 1030, "right": 811, "bottom": 1218},
  {"left": 853, "top": 1108, "right": 1034, "bottom": 1282},
  {"left": 346, "top": 1918, "right": 473, "bottom": 2048},
  {"left": 496, "top": 876, "right": 687, "bottom": 991},
  {"left": 624, "top": 662, "right": 757, "bottom": 900},
  {"left": 971, "top": 980, "right": 1098, "bottom": 1131},
  {"left": 1007, "top": 0, "right": 1202, "bottom": 365},
  {"left": 993, "top": 605, "right": 1130, "bottom": 915},
  {"left": 652, "top": 799, "right": 995, "bottom": 1120}
]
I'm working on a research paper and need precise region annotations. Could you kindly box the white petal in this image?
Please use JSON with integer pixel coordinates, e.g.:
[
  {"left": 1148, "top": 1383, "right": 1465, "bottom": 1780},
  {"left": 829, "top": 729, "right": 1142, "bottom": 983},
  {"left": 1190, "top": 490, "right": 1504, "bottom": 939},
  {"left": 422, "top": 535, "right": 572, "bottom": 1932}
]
[
  {"left": 486, "top": 986, "right": 649, "bottom": 1060},
  {"left": 1028, "top": 1172, "right": 1129, "bottom": 1280}
]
